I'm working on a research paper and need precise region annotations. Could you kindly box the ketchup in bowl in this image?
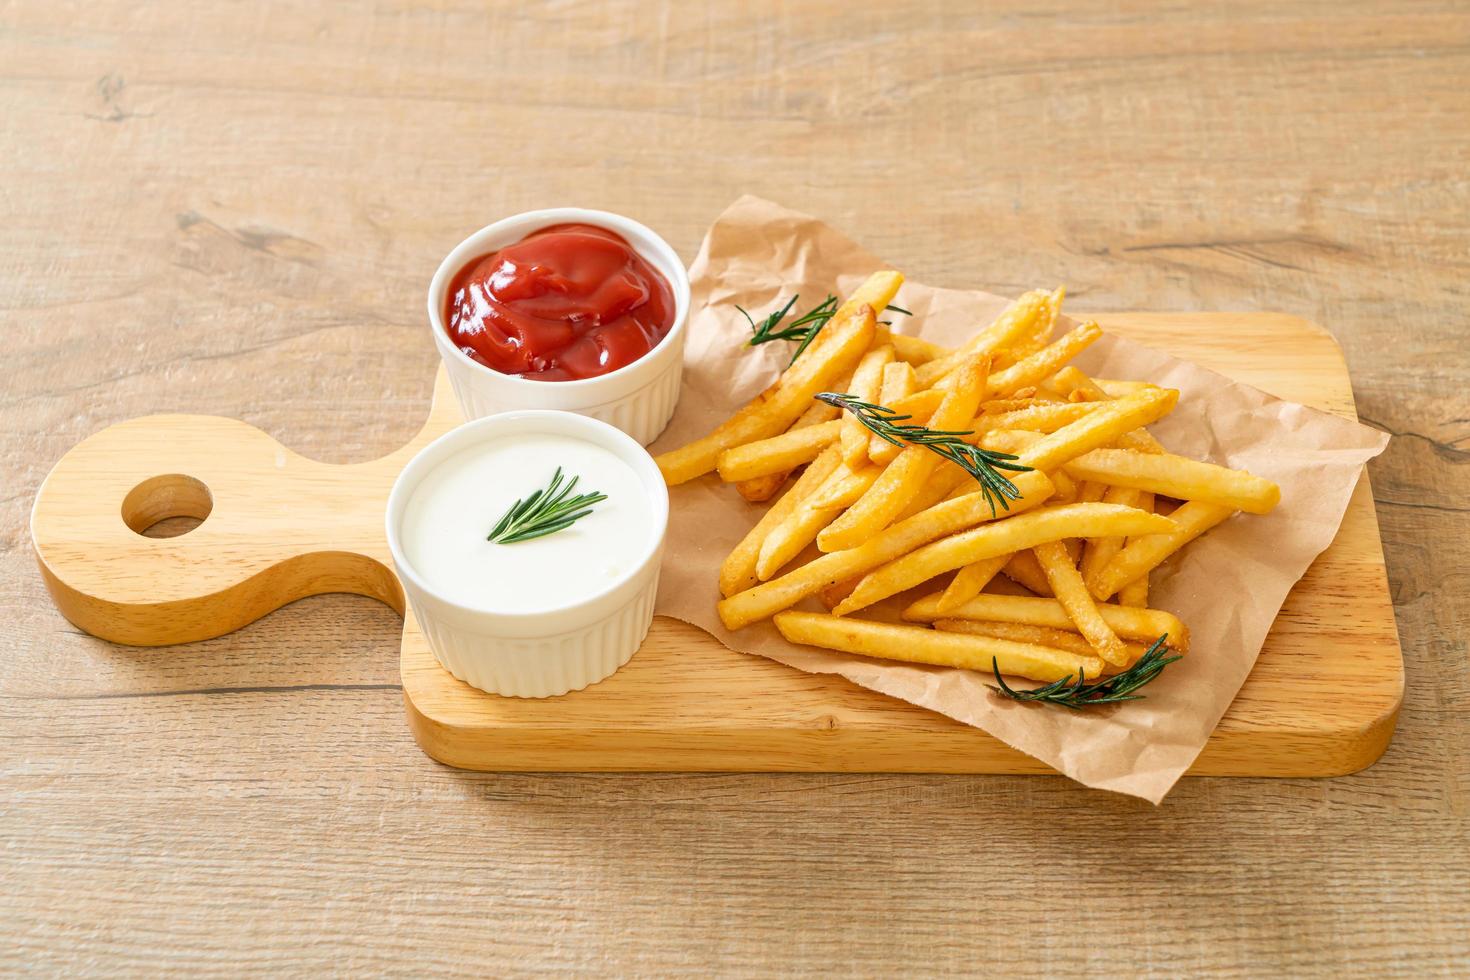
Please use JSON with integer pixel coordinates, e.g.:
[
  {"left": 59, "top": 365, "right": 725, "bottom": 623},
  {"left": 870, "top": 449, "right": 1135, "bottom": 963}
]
[{"left": 443, "top": 223, "right": 677, "bottom": 382}]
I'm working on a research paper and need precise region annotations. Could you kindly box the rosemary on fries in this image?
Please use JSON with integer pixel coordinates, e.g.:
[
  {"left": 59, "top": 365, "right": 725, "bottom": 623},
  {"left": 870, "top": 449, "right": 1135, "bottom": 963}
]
[
  {"left": 487, "top": 466, "right": 607, "bottom": 544},
  {"left": 814, "top": 392, "right": 1032, "bottom": 516},
  {"left": 741, "top": 294, "right": 911, "bottom": 365},
  {"left": 989, "top": 636, "right": 1181, "bottom": 709}
]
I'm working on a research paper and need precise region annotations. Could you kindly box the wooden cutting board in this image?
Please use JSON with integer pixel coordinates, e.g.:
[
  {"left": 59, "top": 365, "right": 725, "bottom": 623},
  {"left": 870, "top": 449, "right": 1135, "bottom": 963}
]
[{"left": 31, "top": 313, "right": 1402, "bottom": 777}]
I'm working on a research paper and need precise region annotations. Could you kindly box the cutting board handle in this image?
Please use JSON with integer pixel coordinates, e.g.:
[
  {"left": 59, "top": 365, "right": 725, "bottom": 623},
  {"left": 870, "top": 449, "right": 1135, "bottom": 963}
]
[{"left": 31, "top": 371, "right": 461, "bottom": 646}]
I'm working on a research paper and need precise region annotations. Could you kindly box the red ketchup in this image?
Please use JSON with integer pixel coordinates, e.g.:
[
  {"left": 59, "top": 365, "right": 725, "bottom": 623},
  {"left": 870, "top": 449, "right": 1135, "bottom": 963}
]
[{"left": 444, "top": 223, "right": 676, "bottom": 381}]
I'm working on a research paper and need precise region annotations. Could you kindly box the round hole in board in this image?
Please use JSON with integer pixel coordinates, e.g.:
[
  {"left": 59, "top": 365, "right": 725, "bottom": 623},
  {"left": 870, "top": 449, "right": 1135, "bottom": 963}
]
[{"left": 121, "top": 474, "right": 213, "bottom": 538}]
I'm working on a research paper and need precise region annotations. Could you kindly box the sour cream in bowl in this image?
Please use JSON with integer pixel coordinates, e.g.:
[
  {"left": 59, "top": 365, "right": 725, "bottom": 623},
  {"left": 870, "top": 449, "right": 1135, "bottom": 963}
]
[{"left": 386, "top": 410, "right": 668, "bottom": 698}]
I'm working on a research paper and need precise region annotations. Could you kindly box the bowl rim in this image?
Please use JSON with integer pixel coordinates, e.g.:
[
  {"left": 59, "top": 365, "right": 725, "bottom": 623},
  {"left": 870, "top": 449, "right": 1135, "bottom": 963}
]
[
  {"left": 384, "top": 409, "right": 670, "bottom": 623},
  {"left": 426, "top": 207, "right": 692, "bottom": 392}
]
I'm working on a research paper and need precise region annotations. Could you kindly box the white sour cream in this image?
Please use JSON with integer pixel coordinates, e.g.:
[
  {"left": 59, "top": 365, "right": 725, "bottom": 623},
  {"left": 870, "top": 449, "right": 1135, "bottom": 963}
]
[{"left": 399, "top": 432, "right": 654, "bottom": 614}]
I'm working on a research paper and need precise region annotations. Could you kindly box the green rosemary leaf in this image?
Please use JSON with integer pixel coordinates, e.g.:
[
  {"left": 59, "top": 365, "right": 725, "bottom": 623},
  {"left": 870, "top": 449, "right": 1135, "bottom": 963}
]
[
  {"left": 813, "top": 392, "right": 1032, "bottom": 516},
  {"left": 988, "top": 636, "right": 1182, "bottom": 709},
  {"left": 486, "top": 467, "right": 608, "bottom": 545}
]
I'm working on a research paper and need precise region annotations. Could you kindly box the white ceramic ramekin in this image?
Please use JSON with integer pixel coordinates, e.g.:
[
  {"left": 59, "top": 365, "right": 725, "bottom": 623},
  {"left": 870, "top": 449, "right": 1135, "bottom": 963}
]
[
  {"left": 427, "top": 208, "right": 691, "bottom": 446},
  {"left": 385, "top": 410, "right": 669, "bottom": 698}
]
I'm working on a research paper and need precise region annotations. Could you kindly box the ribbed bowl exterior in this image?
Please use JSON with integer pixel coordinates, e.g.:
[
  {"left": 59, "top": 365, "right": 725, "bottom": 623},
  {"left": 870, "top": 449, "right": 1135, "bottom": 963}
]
[
  {"left": 441, "top": 343, "right": 683, "bottom": 447},
  {"left": 408, "top": 570, "right": 660, "bottom": 699}
]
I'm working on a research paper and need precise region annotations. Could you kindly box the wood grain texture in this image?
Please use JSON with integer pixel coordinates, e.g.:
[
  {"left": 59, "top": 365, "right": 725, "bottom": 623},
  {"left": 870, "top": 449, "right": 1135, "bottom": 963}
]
[{"left": 2, "top": 1, "right": 1466, "bottom": 975}]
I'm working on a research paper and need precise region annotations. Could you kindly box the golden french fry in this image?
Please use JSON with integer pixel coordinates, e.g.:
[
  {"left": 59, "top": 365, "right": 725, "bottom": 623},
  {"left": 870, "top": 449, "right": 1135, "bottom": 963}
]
[
  {"left": 1079, "top": 485, "right": 1143, "bottom": 592},
  {"left": 818, "top": 354, "right": 991, "bottom": 553},
  {"left": 968, "top": 402, "right": 1101, "bottom": 439},
  {"left": 914, "top": 290, "right": 1048, "bottom": 387},
  {"left": 656, "top": 279, "right": 892, "bottom": 484},
  {"left": 841, "top": 346, "right": 894, "bottom": 468},
  {"left": 870, "top": 362, "right": 919, "bottom": 461},
  {"left": 980, "top": 398, "right": 1051, "bottom": 414},
  {"left": 736, "top": 472, "right": 788, "bottom": 502},
  {"left": 1013, "top": 386, "right": 1179, "bottom": 473},
  {"left": 1093, "top": 379, "right": 1152, "bottom": 398},
  {"left": 1049, "top": 367, "right": 1167, "bottom": 453},
  {"left": 733, "top": 395, "right": 842, "bottom": 499},
  {"left": 1002, "top": 550, "right": 1053, "bottom": 596},
  {"left": 1118, "top": 574, "right": 1149, "bottom": 608},
  {"left": 874, "top": 329, "right": 950, "bottom": 366},
  {"left": 935, "top": 552, "right": 1013, "bottom": 613},
  {"left": 720, "top": 445, "right": 842, "bottom": 597},
  {"left": 1090, "top": 500, "right": 1236, "bottom": 600},
  {"left": 717, "top": 470, "right": 1055, "bottom": 630},
  {"left": 979, "top": 321, "right": 1103, "bottom": 397},
  {"left": 933, "top": 619, "right": 1153, "bottom": 670},
  {"left": 757, "top": 463, "right": 882, "bottom": 580},
  {"left": 717, "top": 420, "right": 841, "bottom": 482},
  {"left": 904, "top": 592, "right": 1189, "bottom": 651},
  {"left": 891, "top": 463, "right": 970, "bottom": 522},
  {"left": 1062, "top": 448, "right": 1280, "bottom": 515},
  {"left": 1114, "top": 491, "right": 1155, "bottom": 606},
  {"left": 1032, "top": 540, "right": 1128, "bottom": 666},
  {"left": 818, "top": 576, "right": 859, "bottom": 610},
  {"left": 1048, "top": 469, "right": 1079, "bottom": 503},
  {"left": 835, "top": 503, "right": 1176, "bottom": 616},
  {"left": 718, "top": 388, "right": 948, "bottom": 485},
  {"left": 773, "top": 611, "right": 1101, "bottom": 682}
]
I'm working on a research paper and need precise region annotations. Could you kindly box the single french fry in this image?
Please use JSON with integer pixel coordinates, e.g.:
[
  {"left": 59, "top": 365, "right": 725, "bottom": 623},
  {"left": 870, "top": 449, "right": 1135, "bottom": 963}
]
[
  {"left": 877, "top": 330, "right": 950, "bottom": 366},
  {"left": 1094, "top": 379, "right": 1152, "bottom": 398},
  {"left": 1048, "top": 469, "right": 1079, "bottom": 503},
  {"left": 1032, "top": 540, "right": 1128, "bottom": 665},
  {"left": 870, "top": 362, "right": 920, "bottom": 461},
  {"left": 1062, "top": 448, "right": 1281, "bottom": 515},
  {"left": 656, "top": 280, "right": 892, "bottom": 484},
  {"left": 757, "top": 463, "right": 882, "bottom": 580},
  {"left": 903, "top": 592, "right": 1189, "bottom": 651},
  {"left": 720, "top": 445, "right": 842, "bottom": 597},
  {"left": 818, "top": 354, "right": 991, "bottom": 553},
  {"left": 841, "top": 346, "right": 894, "bottom": 468},
  {"left": 804, "top": 463, "right": 883, "bottom": 511},
  {"left": 733, "top": 396, "right": 842, "bottom": 500},
  {"left": 717, "top": 420, "right": 841, "bottom": 482},
  {"left": 933, "top": 619, "right": 1153, "bottom": 670},
  {"left": 718, "top": 387, "right": 945, "bottom": 484},
  {"left": 1049, "top": 367, "right": 1167, "bottom": 453},
  {"left": 818, "top": 576, "right": 860, "bottom": 610},
  {"left": 716, "top": 470, "right": 1055, "bottom": 630},
  {"left": 773, "top": 611, "right": 1101, "bottom": 682},
  {"left": 914, "top": 290, "right": 1048, "bottom": 387},
  {"left": 736, "top": 473, "right": 787, "bottom": 502},
  {"left": 834, "top": 503, "right": 1177, "bottom": 616},
  {"left": 935, "top": 552, "right": 1013, "bottom": 613},
  {"left": 1090, "top": 500, "right": 1236, "bottom": 600},
  {"left": 1013, "top": 386, "right": 1179, "bottom": 473},
  {"left": 1118, "top": 574, "right": 1150, "bottom": 608},
  {"left": 1116, "top": 492, "right": 1156, "bottom": 606},
  {"left": 967, "top": 402, "right": 1101, "bottom": 440},
  {"left": 980, "top": 398, "right": 1051, "bottom": 414},
  {"left": 1079, "top": 485, "right": 1143, "bottom": 592},
  {"left": 890, "top": 463, "right": 970, "bottom": 523},
  {"left": 1002, "top": 550, "right": 1053, "bottom": 596},
  {"left": 977, "top": 321, "right": 1103, "bottom": 397}
]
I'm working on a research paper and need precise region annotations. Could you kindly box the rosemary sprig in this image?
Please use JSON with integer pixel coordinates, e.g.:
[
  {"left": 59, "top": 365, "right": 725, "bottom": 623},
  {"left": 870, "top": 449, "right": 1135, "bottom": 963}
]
[
  {"left": 988, "top": 636, "right": 1181, "bottom": 709},
  {"left": 741, "top": 294, "right": 911, "bottom": 365},
  {"left": 814, "top": 392, "right": 1032, "bottom": 515},
  {"left": 486, "top": 466, "right": 607, "bottom": 544}
]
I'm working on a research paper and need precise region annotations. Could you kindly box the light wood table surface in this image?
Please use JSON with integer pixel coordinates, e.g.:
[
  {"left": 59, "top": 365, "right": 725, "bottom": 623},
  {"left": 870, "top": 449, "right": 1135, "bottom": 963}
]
[{"left": 3, "top": 2, "right": 1467, "bottom": 975}]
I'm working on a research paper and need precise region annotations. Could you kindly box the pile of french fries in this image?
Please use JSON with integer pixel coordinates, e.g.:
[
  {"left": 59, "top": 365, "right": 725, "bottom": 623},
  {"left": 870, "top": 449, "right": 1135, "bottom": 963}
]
[{"left": 655, "top": 272, "right": 1281, "bottom": 685}]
